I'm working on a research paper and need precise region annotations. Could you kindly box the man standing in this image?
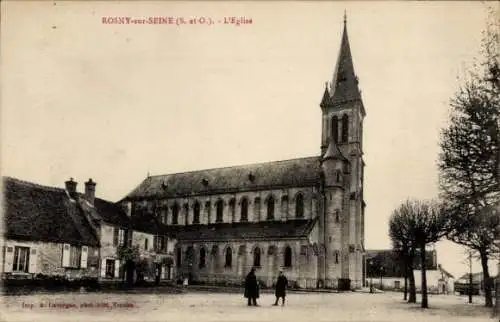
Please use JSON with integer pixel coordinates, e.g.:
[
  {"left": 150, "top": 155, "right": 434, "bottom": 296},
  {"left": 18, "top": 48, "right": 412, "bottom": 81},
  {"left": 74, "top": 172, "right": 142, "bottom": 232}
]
[
  {"left": 244, "top": 268, "right": 259, "bottom": 306},
  {"left": 273, "top": 271, "right": 288, "bottom": 306}
]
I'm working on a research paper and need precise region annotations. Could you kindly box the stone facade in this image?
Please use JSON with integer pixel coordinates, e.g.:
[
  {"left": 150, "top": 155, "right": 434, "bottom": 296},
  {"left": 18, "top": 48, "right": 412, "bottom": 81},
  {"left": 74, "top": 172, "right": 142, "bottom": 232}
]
[
  {"left": 1, "top": 239, "right": 99, "bottom": 279},
  {"left": 122, "top": 19, "right": 366, "bottom": 290}
]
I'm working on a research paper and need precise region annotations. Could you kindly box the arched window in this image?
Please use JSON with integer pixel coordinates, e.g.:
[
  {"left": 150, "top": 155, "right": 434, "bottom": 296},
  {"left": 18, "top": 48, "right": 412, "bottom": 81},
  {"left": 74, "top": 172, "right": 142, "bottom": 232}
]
[
  {"left": 341, "top": 114, "right": 349, "bottom": 143},
  {"left": 284, "top": 246, "right": 292, "bottom": 267},
  {"left": 266, "top": 196, "right": 275, "bottom": 220},
  {"left": 295, "top": 194, "right": 304, "bottom": 218},
  {"left": 172, "top": 203, "right": 179, "bottom": 225},
  {"left": 216, "top": 200, "right": 224, "bottom": 223},
  {"left": 335, "top": 251, "right": 339, "bottom": 264},
  {"left": 193, "top": 201, "right": 200, "bottom": 224},
  {"left": 199, "top": 248, "right": 206, "bottom": 268},
  {"left": 335, "top": 210, "right": 340, "bottom": 223},
  {"left": 331, "top": 116, "right": 339, "bottom": 143},
  {"left": 241, "top": 198, "right": 248, "bottom": 222},
  {"left": 253, "top": 247, "right": 261, "bottom": 267},
  {"left": 225, "top": 247, "right": 232, "bottom": 268},
  {"left": 176, "top": 248, "right": 181, "bottom": 267}
]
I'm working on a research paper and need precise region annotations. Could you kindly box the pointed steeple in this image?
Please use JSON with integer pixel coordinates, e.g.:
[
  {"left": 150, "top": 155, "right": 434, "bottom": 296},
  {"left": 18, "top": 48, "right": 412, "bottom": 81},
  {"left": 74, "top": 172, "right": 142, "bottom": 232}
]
[
  {"left": 320, "top": 82, "right": 331, "bottom": 108},
  {"left": 330, "top": 12, "right": 361, "bottom": 105},
  {"left": 322, "top": 136, "right": 347, "bottom": 162}
]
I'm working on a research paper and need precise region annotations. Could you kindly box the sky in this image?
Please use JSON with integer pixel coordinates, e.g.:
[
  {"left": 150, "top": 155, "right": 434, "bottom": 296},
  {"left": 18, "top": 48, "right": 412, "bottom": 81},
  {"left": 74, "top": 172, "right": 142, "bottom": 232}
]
[{"left": 1, "top": 1, "right": 498, "bottom": 279}]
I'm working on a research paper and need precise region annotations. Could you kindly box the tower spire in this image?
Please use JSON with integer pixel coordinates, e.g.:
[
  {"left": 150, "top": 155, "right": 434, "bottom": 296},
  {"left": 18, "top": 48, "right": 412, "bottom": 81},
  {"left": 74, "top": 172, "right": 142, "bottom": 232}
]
[
  {"left": 322, "top": 135, "right": 347, "bottom": 161},
  {"left": 329, "top": 13, "right": 361, "bottom": 106}
]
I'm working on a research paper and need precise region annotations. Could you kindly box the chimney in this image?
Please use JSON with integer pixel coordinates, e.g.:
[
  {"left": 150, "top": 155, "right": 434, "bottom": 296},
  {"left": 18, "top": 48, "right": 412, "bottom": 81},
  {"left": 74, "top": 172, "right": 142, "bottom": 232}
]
[
  {"left": 84, "top": 178, "right": 96, "bottom": 205},
  {"left": 65, "top": 178, "right": 77, "bottom": 199}
]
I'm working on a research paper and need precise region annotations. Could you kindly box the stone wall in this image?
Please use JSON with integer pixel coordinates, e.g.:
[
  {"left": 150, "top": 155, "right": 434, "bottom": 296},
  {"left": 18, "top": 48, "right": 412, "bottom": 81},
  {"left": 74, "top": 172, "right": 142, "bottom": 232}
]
[
  {"left": 133, "top": 186, "right": 318, "bottom": 226},
  {"left": 1, "top": 239, "right": 98, "bottom": 279}
]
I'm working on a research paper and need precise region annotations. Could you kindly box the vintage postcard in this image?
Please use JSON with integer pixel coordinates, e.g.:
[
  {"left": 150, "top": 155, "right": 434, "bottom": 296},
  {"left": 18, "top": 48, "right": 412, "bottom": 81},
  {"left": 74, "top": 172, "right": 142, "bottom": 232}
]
[{"left": 1, "top": 1, "right": 499, "bottom": 322}]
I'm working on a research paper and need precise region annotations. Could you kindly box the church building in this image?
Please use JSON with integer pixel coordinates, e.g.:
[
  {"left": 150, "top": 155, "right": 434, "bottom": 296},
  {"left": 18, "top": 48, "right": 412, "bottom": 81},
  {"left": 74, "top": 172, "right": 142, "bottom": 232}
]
[{"left": 121, "top": 16, "right": 366, "bottom": 290}]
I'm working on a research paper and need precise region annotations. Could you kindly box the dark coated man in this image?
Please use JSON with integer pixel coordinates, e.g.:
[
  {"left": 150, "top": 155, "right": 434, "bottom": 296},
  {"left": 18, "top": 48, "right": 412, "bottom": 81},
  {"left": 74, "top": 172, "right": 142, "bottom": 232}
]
[
  {"left": 244, "top": 267, "right": 260, "bottom": 306},
  {"left": 273, "top": 271, "right": 288, "bottom": 306}
]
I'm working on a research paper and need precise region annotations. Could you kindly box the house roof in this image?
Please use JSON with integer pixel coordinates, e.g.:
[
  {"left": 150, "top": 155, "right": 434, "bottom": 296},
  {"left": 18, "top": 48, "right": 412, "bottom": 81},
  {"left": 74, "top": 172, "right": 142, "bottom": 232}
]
[
  {"left": 455, "top": 272, "right": 497, "bottom": 283},
  {"left": 2, "top": 177, "right": 99, "bottom": 247},
  {"left": 437, "top": 264, "right": 454, "bottom": 279},
  {"left": 160, "top": 219, "right": 317, "bottom": 242},
  {"left": 124, "top": 156, "right": 322, "bottom": 200},
  {"left": 365, "top": 249, "right": 437, "bottom": 278},
  {"left": 130, "top": 212, "right": 164, "bottom": 235},
  {"left": 92, "top": 196, "right": 130, "bottom": 227}
]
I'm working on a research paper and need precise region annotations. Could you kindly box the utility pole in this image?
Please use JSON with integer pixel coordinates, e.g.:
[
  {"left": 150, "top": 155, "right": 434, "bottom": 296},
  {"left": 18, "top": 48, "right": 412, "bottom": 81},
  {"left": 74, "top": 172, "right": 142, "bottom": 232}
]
[
  {"left": 494, "top": 238, "right": 499, "bottom": 317},
  {"left": 468, "top": 250, "right": 473, "bottom": 304}
]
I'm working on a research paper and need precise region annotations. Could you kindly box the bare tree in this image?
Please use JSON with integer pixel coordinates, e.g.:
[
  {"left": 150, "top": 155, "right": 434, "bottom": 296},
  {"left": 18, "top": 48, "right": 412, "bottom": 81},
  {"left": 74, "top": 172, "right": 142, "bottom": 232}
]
[
  {"left": 390, "top": 199, "right": 449, "bottom": 308},
  {"left": 389, "top": 208, "right": 417, "bottom": 303}
]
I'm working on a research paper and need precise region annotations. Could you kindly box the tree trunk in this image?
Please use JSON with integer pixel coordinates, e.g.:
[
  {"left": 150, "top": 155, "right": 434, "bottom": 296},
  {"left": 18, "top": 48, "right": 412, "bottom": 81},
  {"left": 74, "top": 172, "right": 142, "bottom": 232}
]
[
  {"left": 403, "top": 253, "right": 408, "bottom": 301},
  {"left": 404, "top": 275, "right": 408, "bottom": 301},
  {"left": 420, "top": 243, "right": 428, "bottom": 308},
  {"left": 408, "top": 264, "right": 416, "bottom": 303},
  {"left": 480, "top": 250, "right": 493, "bottom": 307}
]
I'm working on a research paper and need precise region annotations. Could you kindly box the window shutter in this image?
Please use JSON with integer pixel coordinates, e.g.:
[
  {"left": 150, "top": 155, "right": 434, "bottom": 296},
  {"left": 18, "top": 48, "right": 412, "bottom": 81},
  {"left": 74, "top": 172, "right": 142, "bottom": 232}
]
[
  {"left": 127, "top": 230, "right": 133, "bottom": 247},
  {"left": 114, "top": 259, "right": 120, "bottom": 278},
  {"left": 80, "top": 246, "right": 88, "bottom": 268},
  {"left": 100, "top": 259, "right": 106, "bottom": 277},
  {"left": 4, "top": 246, "right": 14, "bottom": 273},
  {"left": 62, "top": 244, "right": 71, "bottom": 267},
  {"left": 28, "top": 248, "right": 38, "bottom": 273},
  {"left": 113, "top": 228, "right": 119, "bottom": 246}
]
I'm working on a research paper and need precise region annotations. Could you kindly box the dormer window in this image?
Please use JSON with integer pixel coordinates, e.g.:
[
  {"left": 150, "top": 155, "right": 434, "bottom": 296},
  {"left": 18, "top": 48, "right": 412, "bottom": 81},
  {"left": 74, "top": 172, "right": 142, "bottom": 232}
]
[
  {"left": 202, "top": 179, "right": 209, "bottom": 186},
  {"left": 161, "top": 182, "right": 168, "bottom": 190},
  {"left": 248, "top": 173, "right": 255, "bottom": 182}
]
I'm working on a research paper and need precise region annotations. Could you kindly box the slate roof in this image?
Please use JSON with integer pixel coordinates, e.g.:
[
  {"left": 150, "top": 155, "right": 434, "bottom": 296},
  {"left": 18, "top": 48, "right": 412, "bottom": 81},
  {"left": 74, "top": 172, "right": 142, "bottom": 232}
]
[
  {"left": 437, "top": 264, "right": 455, "bottom": 279},
  {"left": 160, "top": 219, "right": 317, "bottom": 242},
  {"left": 124, "top": 156, "right": 322, "bottom": 200},
  {"left": 365, "top": 249, "right": 437, "bottom": 278},
  {"left": 2, "top": 177, "right": 99, "bottom": 247},
  {"left": 456, "top": 272, "right": 496, "bottom": 283},
  {"left": 92, "top": 197, "right": 130, "bottom": 228},
  {"left": 130, "top": 211, "right": 164, "bottom": 235},
  {"left": 329, "top": 21, "right": 363, "bottom": 107}
]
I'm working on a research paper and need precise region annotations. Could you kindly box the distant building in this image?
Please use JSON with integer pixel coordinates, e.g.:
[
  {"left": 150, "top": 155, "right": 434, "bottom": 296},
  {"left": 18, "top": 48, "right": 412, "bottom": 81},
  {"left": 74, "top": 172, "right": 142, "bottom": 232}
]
[
  {"left": 365, "top": 249, "right": 454, "bottom": 294},
  {"left": 454, "top": 272, "right": 498, "bottom": 296}
]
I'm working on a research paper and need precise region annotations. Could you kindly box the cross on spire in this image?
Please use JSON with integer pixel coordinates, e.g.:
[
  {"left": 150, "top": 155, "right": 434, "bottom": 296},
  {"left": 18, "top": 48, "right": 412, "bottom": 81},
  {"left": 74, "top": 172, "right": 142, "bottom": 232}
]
[{"left": 343, "top": 10, "right": 347, "bottom": 26}]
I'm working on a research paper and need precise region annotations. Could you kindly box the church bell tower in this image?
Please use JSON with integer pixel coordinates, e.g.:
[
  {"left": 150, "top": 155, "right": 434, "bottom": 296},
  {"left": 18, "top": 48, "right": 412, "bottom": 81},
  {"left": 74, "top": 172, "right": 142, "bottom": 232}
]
[{"left": 320, "top": 13, "right": 366, "bottom": 290}]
